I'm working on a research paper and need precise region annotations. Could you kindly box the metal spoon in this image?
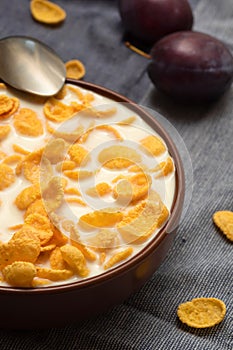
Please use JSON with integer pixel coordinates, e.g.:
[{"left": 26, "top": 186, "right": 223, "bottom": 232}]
[{"left": 0, "top": 36, "right": 66, "bottom": 96}]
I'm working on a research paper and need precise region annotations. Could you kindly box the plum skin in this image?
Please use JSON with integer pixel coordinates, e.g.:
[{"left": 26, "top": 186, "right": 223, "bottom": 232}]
[
  {"left": 118, "top": 0, "right": 193, "bottom": 44},
  {"left": 148, "top": 31, "right": 233, "bottom": 101}
]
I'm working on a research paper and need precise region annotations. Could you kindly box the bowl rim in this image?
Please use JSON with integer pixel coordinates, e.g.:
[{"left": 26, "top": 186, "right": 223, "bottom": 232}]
[{"left": 0, "top": 79, "right": 185, "bottom": 295}]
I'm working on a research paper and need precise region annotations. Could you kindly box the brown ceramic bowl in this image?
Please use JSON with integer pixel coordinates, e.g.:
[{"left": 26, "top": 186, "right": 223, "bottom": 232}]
[{"left": 0, "top": 80, "right": 185, "bottom": 329}]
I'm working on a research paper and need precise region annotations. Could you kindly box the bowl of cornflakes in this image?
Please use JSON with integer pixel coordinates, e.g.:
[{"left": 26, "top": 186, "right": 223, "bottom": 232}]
[{"left": 0, "top": 79, "right": 184, "bottom": 328}]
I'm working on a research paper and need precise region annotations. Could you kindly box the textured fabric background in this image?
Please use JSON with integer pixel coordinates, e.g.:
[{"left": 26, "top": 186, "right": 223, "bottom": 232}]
[{"left": 0, "top": 0, "right": 232, "bottom": 349}]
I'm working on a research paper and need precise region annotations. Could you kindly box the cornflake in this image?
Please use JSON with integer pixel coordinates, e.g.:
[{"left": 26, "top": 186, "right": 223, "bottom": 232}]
[
  {"left": 44, "top": 98, "right": 81, "bottom": 122},
  {"left": 140, "top": 135, "right": 166, "bottom": 156},
  {"left": 104, "top": 158, "right": 133, "bottom": 170},
  {"left": 88, "top": 229, "right": 119, "bottom": 251},
  {"left": 40, "top": 158, "right": 54, "bottom": 191},
  {"left": 0, "top": 95, "right": 14, "bottom": 116},
  {"left": 104, "top": 247, "right": 133, "bottom": 270},
  {"left": 0, "top": 125, "right": 11, "bottom": 141},
  {"left": 15, "top": 184, "right": 41, "bottom": 210},
  {"left": 12, "top": 144, "right": 30, "bottom": 155},
  {"left": 177, "top": 298, "right": 226, "bottom": 328},
  {"left": 21, "top": 148, "right": 44, "bottom": 183},
  {"left": 11, "top": 226, "right": 40, "bottom": 242},
  {"left": 0, "top": 150, "right": 7, "bottom": 160},
  {"left": 2, "top": 261, "right": 36, "bottom": 288},
  {"left": 64, "top": 187, "right": 81, "bottom": 196},
  {"left": 65, "top": 60, "right": 86, "bottom": 80},
  {"left": 8, "top": 224, "right": 23, "bottom": 231},
  {"left": 57, "top": 160, "right": 76, "bottom": 172},
  {"left": 213, "top": 210, "right": 233, "bottom": 241},
  {"left": 48, "top": 225, "right": 68, "bottom": 247},
  {"left": 6, "top": 98, "right": 19, "bottom": 117},
  {"left": 24, "top": 199, "right": 47, "bottom": 218},
  {"left": 0, "top": 96, "right": 19, "bottom": 119},
  {"left": 80, "top": 208, "right": 123, "bottom": 228},
  {"left": 152, "top": 157, "right": 174, "bottom": 178},
  {"left": 2, "top": 154, "right": 22, "bottom": 165},
  {"left": 86, "top": 182, "right": 111, "bottom": 197},
  {"left": 70, "top": 240, "right": 97, "bottom": 262},
  {"left": 36, "top": 267, "right": 73, "bottom": 281},
  {"left": 50, "top": 247, "right": 68, "bottom": 270},
  {"left": 24, "top": 214, "right": 54, "bottom": 245},
  {"left": 13, "top": 108, "right": 43, "bottom": 136},
  {"left": 30, "top": 0, "right": 66, "bottom": 25},
  {"left": 66, "top": 197, "right": 86, "bottom": 206},
  {"left": 117, "top": 116, "right": 136, "bottom": 125},
  {"left": 128, "top": 164, "right": 148, "bottom": 173},
  {"left": 42, "top": 176, "right": 64, "bottom": 212},
  {"left": 0, "top": 163, "right": 16, "bottom": 190},
  {"left": 113, "top": 172, "right": 152, "bottom": 204},
  {"left": 0, "top": 234, "right": 40, "bottom": 269},
  {"left": 43, "top": 138, "right": 66, "bottom": 164},
  {"left": 68, "top": 144, "right": 89, "bottom": 166},
  {"left": 60, "top": 245, "right": 89, "bottom": 277},
  {"left": 117, "top": 199, "right": 169, "bottom": 243},
  {"left": 64, "top": 170, "right": 93, "bottom": 180},
  {"left": 98, "top": 145, "right": 141, "bottom": 166},
  {"left": 40, "top": 243, "right": 56, "bottom": 252},
  {"left": 81, "top": 106, "right": 117, "bottom": 119}
]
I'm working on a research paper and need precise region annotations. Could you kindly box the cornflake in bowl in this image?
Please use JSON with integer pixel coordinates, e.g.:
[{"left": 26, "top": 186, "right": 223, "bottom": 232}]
[{"left": 0, "top": 80, "right": 184, "bottom": 328}]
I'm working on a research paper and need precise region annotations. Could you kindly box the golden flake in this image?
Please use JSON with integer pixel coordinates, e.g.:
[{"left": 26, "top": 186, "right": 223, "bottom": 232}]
[
  {"left": 0, "top": 163, "right": 16, "bottom": 190},
  {"left": 104, "top": 247, "right": 133, "bottom": 270},
  {"left": 30, "top": 0, "right": 66, "bottom": 25},
  {"left": 177, "top": 298, "right": 226, "bottom": 328},
  {"left": 140, "top": 135, "right": 166, "bottom": 156},
  {"left": 0, "top": 125, "right": 11, "bottom": 141},
  {"left": 2, "top": 261, "right": 36, "bottom": 288},
  {"left": 213, "top": 211, "right": 233, "bottom": 241},
  {"left": 13, "top": 108, "right": 43, "bottom": 136},
  {"left": 65, "top": 60, "right": 86, "bottom": 80}
]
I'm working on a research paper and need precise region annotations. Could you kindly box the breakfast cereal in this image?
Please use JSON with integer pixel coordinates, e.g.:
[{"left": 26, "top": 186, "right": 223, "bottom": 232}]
[
  {"left": 0, "top": 125, "right": 11, "bottom": 141},
  {"left": 86, "top": 182, "right": 112, "bottom": 197},
  {"left": 3, "top": 261, "right": 36, "bottom": 287},
  {"left": 44, "top": 98, "right": 81, "bottom": 122},
  {"left": 213, "top": 210, "right": 233, "bottom": 241},
  {"left": 117, "top": 199, "right": 169, "bottom": 244},
  {"left": 152, "top": 157, "right": 174, "bottom": 178},
  {"left": 98, "top": 145, "right": 141, "bottom": 167},
  {"left": 0, "top": 234, "right": 40, "bottom": 269},
  {"left": 42, "top": 176, "right": 64, "bottom": 212},
  {"left": 140, "top": 135, "right": 166, "bottom": 156},
  {"left": 43, "top": 138, "right": 66, "bottom": 164},
  {"left": 15, "top": 184, "right": 41, "bottom": 210},
  {"left": 60, "top": 245, "right": 89, "bottom": 277},
  {"left": 177, "top": 297, "right": 226, "bottom": 328},
  {"left": 80, "top": 209, "right": 123, "bottom": 228},
  {"left": 104, "top": 247, "right": 133, "bottom": 270},
  {"left": 50, "top": 247, "right": 68, "bottom": 270},
  {"left": 13, "top": 108, "right": 43, "bottom": 136},
  {"left": 0, "top": 163, "right": 15, "bottom": 190},
  {"left": 65, "top": 60, "right": 86, "bottom": 80},
  {"left": 30, "top": 0, "right": 66, "bottom": 25},
  {"left": 63, "top": 170, "right": 93, "bottom": 180},
  {"left": 0, "top": 95, "right": 19, "bottom": 119},
  {"left": 0, "top": 83, "right": 176, "bottom": 288},
  {"left": 36, "top": 267, "right": 73, "bottom": 281}
]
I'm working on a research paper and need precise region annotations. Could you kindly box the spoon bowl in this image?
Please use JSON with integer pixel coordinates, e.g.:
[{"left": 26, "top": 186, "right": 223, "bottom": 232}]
[{"left": 0, "top": 36, "right": 66, "bottom": 96}]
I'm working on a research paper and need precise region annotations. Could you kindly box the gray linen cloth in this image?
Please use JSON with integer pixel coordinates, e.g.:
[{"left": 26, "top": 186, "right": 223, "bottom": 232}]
[{"left": 0, "top": 0, "right": 232, "bottom": 349}]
